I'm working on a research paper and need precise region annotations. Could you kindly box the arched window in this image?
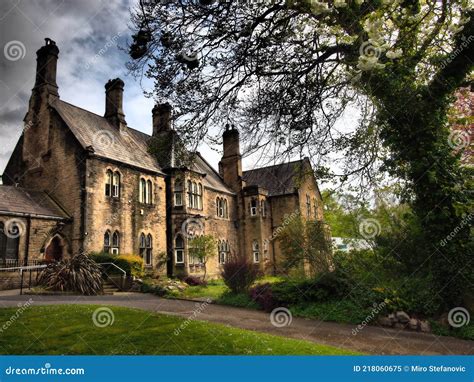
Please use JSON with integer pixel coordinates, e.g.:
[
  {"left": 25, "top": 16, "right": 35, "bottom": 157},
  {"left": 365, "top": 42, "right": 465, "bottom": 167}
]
[
  {"left": 112, "top": 172, "right": 120, "bottom": 197},
  {"left": 197, "top": 183, "right": 203, "bottom": 210},
  {"left": 175, "top": 235, "right": 184, "bottom": 264},
  {"left": 192, "top": 182, "right": 198, "bottom": 208},
  {"left": 223, "top": 199, "right": 228, "bottom": 218},
  {"left": 146, "top": 180, "right": 153, "bottom": 204},
  {"left": 139, "top": 178, "right": 146, "bottom": 203},
  {"left": 218, "top": 240, "right": 229, "bottom": 265},
  {"left": 104, "top": 230, "right": 111, "bottom": 253},
  {"left": 250, "top": 198, "right": 258, "bottom": 216},
  {"left": 216, "top": 197, "right": 220, "bottom": 216},
  {"left": 174, "top": 179, "right": 183, "bottom": 206},
  {"left": 111, "top": 231, "right": 120, "bottom": 254},
  {"left": 252, "top": 240, "right": 260, "bottom": 263},
  {"left": 313, "top": 198, "right": 318, "bottom": 219},
  {"left": 145, "top": 234, "right": 153, "bottom": 266},
  {"left": 139, "top": 233, "right": 146, "bottom": 257},
  {"left": 105, "top": 170, "right": 113, "bottom": 196},
  {"left": 0, "top": 221, "right": 19, "bottom": 267},
  {"left": 187, "top": 180, "right": 193, "bottom": 207}
]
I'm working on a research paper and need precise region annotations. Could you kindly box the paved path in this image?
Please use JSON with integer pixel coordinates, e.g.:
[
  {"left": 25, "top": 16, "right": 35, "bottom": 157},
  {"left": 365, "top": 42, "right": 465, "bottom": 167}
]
[{"left": 0, "top": 292, "right": 472, "bottom": 355}]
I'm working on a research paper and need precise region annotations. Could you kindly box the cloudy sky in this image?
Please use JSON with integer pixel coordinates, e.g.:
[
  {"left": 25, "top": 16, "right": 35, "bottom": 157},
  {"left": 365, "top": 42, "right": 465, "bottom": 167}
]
[{"left": 0, "top": 0, "right": 232, "bottom": 177}]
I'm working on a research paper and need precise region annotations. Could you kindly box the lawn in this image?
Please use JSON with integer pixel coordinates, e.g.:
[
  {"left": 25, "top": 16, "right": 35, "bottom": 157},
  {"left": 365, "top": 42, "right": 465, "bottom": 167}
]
[{"left": 0, "top": 305, "right": 358, "bottom": 355}]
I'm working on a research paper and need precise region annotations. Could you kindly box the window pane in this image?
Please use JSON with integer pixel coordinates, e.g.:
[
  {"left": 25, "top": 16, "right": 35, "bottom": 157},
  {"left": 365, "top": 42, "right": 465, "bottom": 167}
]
[
  {"left": 175, "top": 235, "right": 184, "bottom": 249},
  {"left": 146, "top": 234, "right": 152, "bottom": 248},
  {"left": 112, "top": 232, "right": 119, "bottom": 247}
]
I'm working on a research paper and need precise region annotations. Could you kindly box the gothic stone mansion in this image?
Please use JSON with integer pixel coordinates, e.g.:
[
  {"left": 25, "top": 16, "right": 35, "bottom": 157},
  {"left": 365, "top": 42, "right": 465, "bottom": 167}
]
[{"left": 0, "top": 39, "right": 327, "bottom": 278}]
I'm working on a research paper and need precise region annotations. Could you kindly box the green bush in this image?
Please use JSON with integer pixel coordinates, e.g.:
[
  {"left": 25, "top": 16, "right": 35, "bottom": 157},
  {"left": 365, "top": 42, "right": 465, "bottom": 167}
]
[
  {"left": 140, "top": 281, "right": 167, "bottom": 296},
  {"left": 89, "top": 252, "right": 143, "bottom": 277}
]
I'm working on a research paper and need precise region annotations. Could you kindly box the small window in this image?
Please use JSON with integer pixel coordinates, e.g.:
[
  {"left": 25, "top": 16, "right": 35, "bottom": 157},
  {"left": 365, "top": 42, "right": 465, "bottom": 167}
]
[
  {"left": 223, "top": 199, "right": 228, "bottom": 218},
  {"left": 250, "top": 199, "right": 258, "bottom": 216},
  {"left": 218, "top": 240, "right": 230, "bottom": 265},
  {"left": 104, "top": 230, "right": 111, "bottom": 253},
  {"left": 187, "top": 180, "right": 193, "bottom": 207},
  {"left": 175, "top": 235, "right": 184, "bottom": 264},
  {"left": 145, "top": 234, "right": 153, "bottom": 266},
  {"left": 174, "top": 179, "right": 183, "bottom": 206},
  {"left": 252, "top": 240, "right": 260, "bottom": 263},
  {"left": 197, "top": 183, "right": 203, "bottom": 210},
  {"left": 111, "top": 231, "right": 120, "bottom": 254},
  {"left": 105, "top": 170, "right": 112, "bottom": 196},
  {"left": 263, "top": 240, "right": 269, "bottom": 259},
  {"left": 260, "top": 200, "right": 266, "bottom": 217},
  {"left": 306, "top": 194, "right": 311, "bottom": 218},
  {"left": 146, "top": 180, "right": 153, "bottom": 204},
  {"left": 139, "top": 233, "right": 146, "bottom": 257},
  {"left": 112, "top": 172, "right": 120, "bottom": 198},
  {"left": 313, "top": 198, "right": 317, "bottom": 219},
  {"left": 139, "top": 178, "right": 146, "bottom": 203}
]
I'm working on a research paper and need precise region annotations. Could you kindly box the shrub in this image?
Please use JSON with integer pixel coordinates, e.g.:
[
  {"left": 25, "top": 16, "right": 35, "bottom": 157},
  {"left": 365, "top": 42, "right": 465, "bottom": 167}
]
[
  {"left": 182, "top": 275, "right": 207, "bottom": 286},
  {"left": 38, "top": 253, "right": 102, "bottom": 295},
  {"left": 89, "top": 252, "right": 143, "bottom": 277},
  {"left": 221, "top": 255, "right": 258, "bottom": 293},
  {"left": 249, "top": 283, "right": 276, "bottom": 312},
  {"left": 140, "top": 281, "right": 167, "bottom": 296}
]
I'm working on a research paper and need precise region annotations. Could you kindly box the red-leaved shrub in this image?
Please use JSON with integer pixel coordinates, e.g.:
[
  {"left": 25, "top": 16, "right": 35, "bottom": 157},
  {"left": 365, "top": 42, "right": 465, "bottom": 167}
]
[{"left": 221, "top": 255, "right": 258, "bottom": 293}]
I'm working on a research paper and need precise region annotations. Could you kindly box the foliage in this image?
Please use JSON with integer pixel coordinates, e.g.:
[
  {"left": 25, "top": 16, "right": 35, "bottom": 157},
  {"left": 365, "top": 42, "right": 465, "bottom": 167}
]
[
  {"left": 130, "top": 0, "right": 474, "bottom": 308},
  {"left": 221, "top": 255, "right": 258, "bottom": 293},
  {"left": 0, "top": 305, "right": 358, "bottom": 355},
  {"left": 89, "top": 252, "right": 143, "bottom": 277},
  {"left": 182, "top": 275, "right": 207, "bottom": 287},
  {"left": 277, "top": 215, "right": 332, "bottom": 274},
  {"left": 140, "top": 280, "right": 167, "bottom": 297},
  {"left": 188, "top": 235, "right": 217, "bottom": 279},
  {"left": 38, "top": 253, "right": 102, "bottom": 295},
  {"left": 216, "top": 291, "right": 259, "bottom": 310}
]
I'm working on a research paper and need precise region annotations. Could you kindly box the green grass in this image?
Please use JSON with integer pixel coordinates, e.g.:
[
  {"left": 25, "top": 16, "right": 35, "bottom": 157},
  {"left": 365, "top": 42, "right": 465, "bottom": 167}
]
[
  {"left": 179, "top": 279, "right": 228, "bottom": 299},
  {"left": 0, "top": 305, "right": 358, "bottom": 355}
]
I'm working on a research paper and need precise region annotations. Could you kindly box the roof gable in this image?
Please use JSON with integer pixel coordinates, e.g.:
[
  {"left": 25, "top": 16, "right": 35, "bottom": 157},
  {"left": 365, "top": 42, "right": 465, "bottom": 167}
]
[
  {"left": 52, "top": 100, "right": 163, "bottom": 174},
  {"left": 243, "top": 158, "right": 314, "bottom": 196}
]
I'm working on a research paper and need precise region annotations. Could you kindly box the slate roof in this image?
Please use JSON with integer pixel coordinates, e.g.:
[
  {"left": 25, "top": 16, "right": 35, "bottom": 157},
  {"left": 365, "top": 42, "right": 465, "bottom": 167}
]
[
  {"left": 52, "top": 100, "right": 163, "bottom": 174},
  {"left": 243, "top": 159, "right": 311, "bottom": 196},
  {"left": 0, "top": 186, "right": 69, "bottom": 219},
  {"left": 193, "top": 153, "right": 234, "bottom": 194}
]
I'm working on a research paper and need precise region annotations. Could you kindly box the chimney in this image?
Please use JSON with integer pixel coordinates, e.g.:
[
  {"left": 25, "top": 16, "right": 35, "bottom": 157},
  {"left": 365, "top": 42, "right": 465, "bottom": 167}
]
[
  {"left": 218, "top": 124, "right": 243, "bottom": 192},
  {"left": 104, "top": 78, "right": 127, "bottom": 131},
  {"left": 152, "top": 103, "right": 172, "bottom": 135},
  {"left": 34, "top": 38, "right": 59, "bottom": 99}
]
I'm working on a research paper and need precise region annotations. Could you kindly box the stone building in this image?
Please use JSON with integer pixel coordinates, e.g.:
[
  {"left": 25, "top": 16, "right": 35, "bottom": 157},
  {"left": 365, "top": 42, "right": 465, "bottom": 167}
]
[{"left": 0, "top": 39, "right": 328, "bottom": 278}]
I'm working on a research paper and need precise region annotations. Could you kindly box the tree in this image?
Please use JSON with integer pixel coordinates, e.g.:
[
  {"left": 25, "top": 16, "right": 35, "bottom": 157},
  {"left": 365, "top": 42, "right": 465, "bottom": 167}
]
[
  {"left": 188, "top": 234, "right": 217, "bottom": 279},
  {"left": 277, "top": 215, "right": 332, "bottom": 275},
  {"left": 129, "top": 1, "right": 473, "bottom": 308}
]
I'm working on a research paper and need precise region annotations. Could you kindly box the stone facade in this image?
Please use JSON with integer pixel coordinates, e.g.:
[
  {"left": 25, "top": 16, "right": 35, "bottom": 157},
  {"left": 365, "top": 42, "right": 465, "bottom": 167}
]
[{"left": 0, "top": 39, "right": 329, "bottom": 279}]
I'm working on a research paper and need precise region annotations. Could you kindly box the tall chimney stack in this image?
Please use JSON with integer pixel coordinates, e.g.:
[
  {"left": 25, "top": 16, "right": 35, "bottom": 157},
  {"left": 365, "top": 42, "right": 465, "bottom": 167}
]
[
  {"left": 218, "top": 124, "right": 243, "bottom": 192},
  {"left": 104, "top": 78, "right": 127, "bottom": 132},
  {"left": 152, "top": 103, "right": 172, "bottom": 135},
  {"left": 34, "top": 38, "right": 59, "bottom": 99}
]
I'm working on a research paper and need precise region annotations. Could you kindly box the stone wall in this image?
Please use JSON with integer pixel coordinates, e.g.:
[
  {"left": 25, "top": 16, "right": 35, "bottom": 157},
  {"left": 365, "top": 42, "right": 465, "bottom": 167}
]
[{"left": 83, "top": 157, "right": 167, "bottom": 276}]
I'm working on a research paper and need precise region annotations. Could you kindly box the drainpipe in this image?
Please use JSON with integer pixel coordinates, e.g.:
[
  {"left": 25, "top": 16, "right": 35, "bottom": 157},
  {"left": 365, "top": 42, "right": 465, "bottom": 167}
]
[{"left": 23, "top": 216, "right": 31, "bottom": 266}]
